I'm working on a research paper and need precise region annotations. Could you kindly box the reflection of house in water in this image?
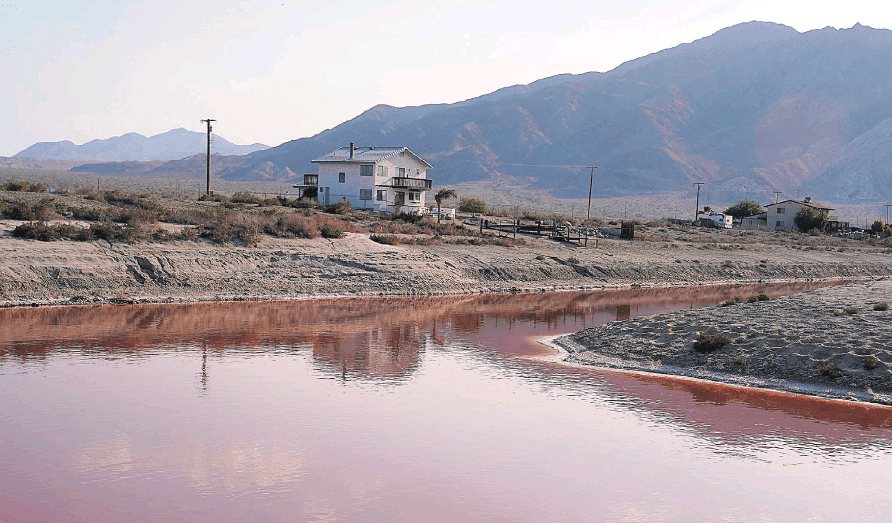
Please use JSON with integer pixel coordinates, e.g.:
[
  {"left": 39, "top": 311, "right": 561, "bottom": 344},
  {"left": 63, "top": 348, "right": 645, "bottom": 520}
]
[{"left": 310, "top": 324, "right": 424, "bottom": 381}]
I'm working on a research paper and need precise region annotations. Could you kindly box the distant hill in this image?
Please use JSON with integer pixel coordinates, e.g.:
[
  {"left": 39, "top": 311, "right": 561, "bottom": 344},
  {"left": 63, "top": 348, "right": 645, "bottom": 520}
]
[
  {"left": 15, "top": 128, "right": 268, "bottom": 162},
  {"left": 53, "top": 22, "right": 892, "bottom": 203}
]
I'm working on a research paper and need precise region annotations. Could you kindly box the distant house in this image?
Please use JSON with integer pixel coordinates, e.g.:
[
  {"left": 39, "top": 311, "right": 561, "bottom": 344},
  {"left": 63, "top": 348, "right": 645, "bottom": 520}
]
[
  {"left": 765, "top": 198, "right": 833, "bottom": 231},
  {"left": 300, "top": 142, "right": 433, "bottom": 212},
  {"left": 741, "top": 212, "right": 767, "bottom": 229}
]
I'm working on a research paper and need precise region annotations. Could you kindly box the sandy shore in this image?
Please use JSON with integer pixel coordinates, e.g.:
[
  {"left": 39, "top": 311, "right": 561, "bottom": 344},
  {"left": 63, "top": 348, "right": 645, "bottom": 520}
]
[
  {"left": 553, "top": 279, "right": 892, "bottom": 405},
  {"left": 3, "top": 222, "right": 892, "bottom": 308}
]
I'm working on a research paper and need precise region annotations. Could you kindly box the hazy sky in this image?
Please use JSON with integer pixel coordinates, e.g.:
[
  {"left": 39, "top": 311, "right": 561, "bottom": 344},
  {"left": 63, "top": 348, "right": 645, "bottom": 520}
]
[{"left": 2, "top": 0, "right": 890, "bottom": 156}]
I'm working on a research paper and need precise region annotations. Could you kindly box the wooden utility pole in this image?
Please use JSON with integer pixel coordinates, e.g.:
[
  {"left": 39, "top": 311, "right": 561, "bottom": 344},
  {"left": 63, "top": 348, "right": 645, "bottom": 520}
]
[
  {"left": 693, "top": 182, "right": 704, "bottom": 222},
  {"left": 587, "top": 166, "right": 598, "bottom": 220},
  {"left": 201, "top": 119, "right": 216, "bottom": 195}
]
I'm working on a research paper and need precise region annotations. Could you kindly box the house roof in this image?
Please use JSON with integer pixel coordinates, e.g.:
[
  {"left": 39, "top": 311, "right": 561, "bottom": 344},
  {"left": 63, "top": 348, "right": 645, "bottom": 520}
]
[
  {"left": 311, "top": 146, "right": 433, "bottom": 168},
  {"left": 765, "top": 199, "right": 833, "bottom": 211}
]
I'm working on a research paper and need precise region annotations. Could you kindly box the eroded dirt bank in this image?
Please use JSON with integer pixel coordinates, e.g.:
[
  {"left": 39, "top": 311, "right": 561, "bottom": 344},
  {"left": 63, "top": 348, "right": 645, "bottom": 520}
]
[
  {"left": 2, "top": 230, "right": 892, "bottom": 307},
  {"left": 554, "top": 279, "right": 892, "bottom": 405}
]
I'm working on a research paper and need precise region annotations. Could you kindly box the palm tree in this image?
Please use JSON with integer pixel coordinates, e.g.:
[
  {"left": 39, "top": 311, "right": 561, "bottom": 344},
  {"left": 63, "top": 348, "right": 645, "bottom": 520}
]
[{"left": 434, "top": 188, "right": 458, "bottom": 223}]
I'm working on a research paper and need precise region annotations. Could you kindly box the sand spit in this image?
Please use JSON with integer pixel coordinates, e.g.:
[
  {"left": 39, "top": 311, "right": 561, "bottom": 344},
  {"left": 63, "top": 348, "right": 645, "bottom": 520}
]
[{"left": 554, "top": 279, "right": 892, "bottom": 406}]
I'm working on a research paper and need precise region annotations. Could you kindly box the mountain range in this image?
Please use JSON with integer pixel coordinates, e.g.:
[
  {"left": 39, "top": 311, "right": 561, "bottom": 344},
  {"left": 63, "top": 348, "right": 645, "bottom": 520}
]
[
  {"left": 16, "top": 21, "right": 892, "bottom": 203},
  {"left": 14, "top": 128, "right": 268, "bottom": 162}
]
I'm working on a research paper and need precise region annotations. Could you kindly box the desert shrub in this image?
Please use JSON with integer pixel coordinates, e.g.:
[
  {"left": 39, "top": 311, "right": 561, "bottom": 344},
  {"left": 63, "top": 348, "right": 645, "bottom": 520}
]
[
  {"left": 390, "top": 212, "right": 426, "bottom": 224},
  {"left": 757, "top": 292, "right": 770, "bottom": 301},
  {"left": 733, "top": 295, "right": 744, "bottom": 303},
  {"left": 4, "top": 198, "right": 65, "bottom": 221},
  {"left": 11, "top": 221, "right": 79, "bottom": 241},
  {"left": 843, "top": 306, "right": 859, "bottom": 315},
  {"left": 819, "top": 364, "right": 842, "bottom": 378},
  {"left": 458, "top": 197, "right": 488, "bottom": 215},
  {"left": 198, "top": 193, "right": 229, "bottom": 203},
  {"left": 567, "top": 256, "right": 581, "bottom": 264},
  {"left": 119, "top": 208, "right": 159, "bottom": 229},
  {"left": 87, "top": 221, "right": 128, "bottom": 241},
  {"left": 863, "top": 356, "right": 880, "bottom": 370},
  {"left": 325, "top": 199, "right": 353, "bottom": 215},
  {"left": 200, "top": 221, "right": 260, "bottom": 245},
  {"left": 693, "top": 332, "right": 732, "bottom": 353},
  {"left": 722, "top": 299, "right": 737, "bottom": 307},
  {"left": 370, "top": 234, "right": 401, "bottom": 245},
  {"left": 734, "top": 355, "right": 747, "bottom": 365},
  {"left": 264, "top": 214, "right": 317, "bottom": 238},
  {"left": 747, "top": 295, "right": 759, "bottom": 303},
  {"left": 873, "top": 302, "right": 889, "bottom": 311},
  {"left": 1, "top": 180, "right": 46, "bottom": 193},
  {"left": 320, "top": 223, "right": 344, "bottom": 239},
  {"left": 230, "top": 191, "right": 262, "bottom": 205},
  {"left": 276, "top": 196, "right": 318, "bottom": 209}
]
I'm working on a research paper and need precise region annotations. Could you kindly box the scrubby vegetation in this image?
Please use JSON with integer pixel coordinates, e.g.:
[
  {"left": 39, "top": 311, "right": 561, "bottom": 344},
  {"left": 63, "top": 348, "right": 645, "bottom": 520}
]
[
  {"left": 0, "top": 187, "right": 523, "bottom": 248},
  {"left": 819, "top": 363, "right": 843, "bottom": 379},
  {"left": 693, "top": 332, "right": 732, "bottom": 353},
  {"left": 723, "top": 200, "right": 763, "bottom": 220},
  {"left": 863, "top": 356, "right": 880, "bottom": 370},
  {"left": 794, "top": 206, "right": 829, "bottom": 233},
  {"left": 1, "top": 180, "right": 47, "bottom": 193},
  {"left": 458, "top": 197, "right": 488, "bottom": 215}
]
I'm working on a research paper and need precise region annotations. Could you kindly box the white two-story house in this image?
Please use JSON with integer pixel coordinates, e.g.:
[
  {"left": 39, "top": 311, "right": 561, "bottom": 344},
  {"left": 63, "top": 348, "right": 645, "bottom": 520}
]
[
  {"left": 765, "top": 198, "right": 834, "bottom": 231},
  {"left": 301, "top": 143, "right": 433, "bottom": 213}
]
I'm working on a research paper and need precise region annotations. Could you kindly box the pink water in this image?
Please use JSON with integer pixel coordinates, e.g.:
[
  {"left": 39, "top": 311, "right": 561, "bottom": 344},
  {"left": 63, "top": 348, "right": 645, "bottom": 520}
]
[{"left": 2, "top": 282, "right": 891, "bottom": 522}]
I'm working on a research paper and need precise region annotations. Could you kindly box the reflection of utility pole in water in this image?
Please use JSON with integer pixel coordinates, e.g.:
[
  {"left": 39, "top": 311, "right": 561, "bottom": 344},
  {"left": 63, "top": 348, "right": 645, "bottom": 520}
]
[
  {"left": 615, "top": 304, "right": 631, "bottom": 321},
  {"left": 199, "top": 345, "right": 209, "bottom": 396}
]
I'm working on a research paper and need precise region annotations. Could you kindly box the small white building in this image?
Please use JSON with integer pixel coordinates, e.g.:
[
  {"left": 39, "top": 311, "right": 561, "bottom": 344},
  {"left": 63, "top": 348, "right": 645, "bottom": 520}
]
[
  {"left": 696, "top": 212, "right": 733, "bottom": 229},
  {"left": 303, "top": 143, "right": 433, "bottom": 213}
]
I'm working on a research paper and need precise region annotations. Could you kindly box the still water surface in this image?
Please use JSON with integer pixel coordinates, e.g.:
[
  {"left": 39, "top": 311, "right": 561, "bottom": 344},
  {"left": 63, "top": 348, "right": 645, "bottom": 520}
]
[{"left": 2, "top": 282, "right": 892, "bottom": 522}]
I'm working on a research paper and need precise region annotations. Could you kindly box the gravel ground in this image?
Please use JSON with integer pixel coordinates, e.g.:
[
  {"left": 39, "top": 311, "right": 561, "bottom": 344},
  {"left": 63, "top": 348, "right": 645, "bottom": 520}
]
[{"left": 555, "top": 279, "right": 892, "bottom": 405}]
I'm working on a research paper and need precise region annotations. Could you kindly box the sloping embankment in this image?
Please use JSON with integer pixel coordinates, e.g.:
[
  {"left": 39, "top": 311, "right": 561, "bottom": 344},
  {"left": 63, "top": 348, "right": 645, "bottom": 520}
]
[{"left": 1, "top": 233, "right": 892, "bottom": 307}]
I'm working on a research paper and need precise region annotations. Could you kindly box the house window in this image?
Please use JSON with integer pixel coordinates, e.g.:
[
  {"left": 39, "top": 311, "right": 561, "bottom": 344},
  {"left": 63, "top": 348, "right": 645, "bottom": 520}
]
[
  {"left": 408, "top": 192, "right": 420, "bottom": 202},
  {"left": 359, "top": 189, "right": 372, "bottom": 200},
  {"left": 376, "top": 190, "right": 386, "bottom": 201},
  {"left": 776, "top": 221, "right": 784, "bottom": 228},
  {"left": 398, "top": 167, "right": 405, "bottom": 177},
  {"left": 338, "top": 172, "right": 345, "bottom": 183},
  {"left": 360, "top": 165, "right": 373, "bottom": 176},
  {"left": 776, "top": 207, "right": 785, "bottom": 214},
  {"left": 377, "top": 165, "right": 388, "bottom": 177}
]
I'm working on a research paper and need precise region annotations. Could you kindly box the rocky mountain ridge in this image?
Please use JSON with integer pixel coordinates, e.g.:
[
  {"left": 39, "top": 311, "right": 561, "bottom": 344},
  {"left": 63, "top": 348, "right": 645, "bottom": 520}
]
[{"left": 19, "top": 21, "right": 892, "bottom": 203}]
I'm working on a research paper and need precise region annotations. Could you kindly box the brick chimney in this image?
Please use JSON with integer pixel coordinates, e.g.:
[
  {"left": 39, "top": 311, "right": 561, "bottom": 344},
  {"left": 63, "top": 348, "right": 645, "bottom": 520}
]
[{"left": 349, "top": 142, "right": 354, "bottom": 159}]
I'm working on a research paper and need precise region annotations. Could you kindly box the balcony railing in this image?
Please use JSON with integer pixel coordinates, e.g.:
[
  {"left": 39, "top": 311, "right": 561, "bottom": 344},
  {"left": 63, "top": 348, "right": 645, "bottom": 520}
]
[
  {"left": 383, "top": 177, "right": 432, "bottom": 190},
  {"left": 293, "top": 174, "right": 318, "bottom": 188}
]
